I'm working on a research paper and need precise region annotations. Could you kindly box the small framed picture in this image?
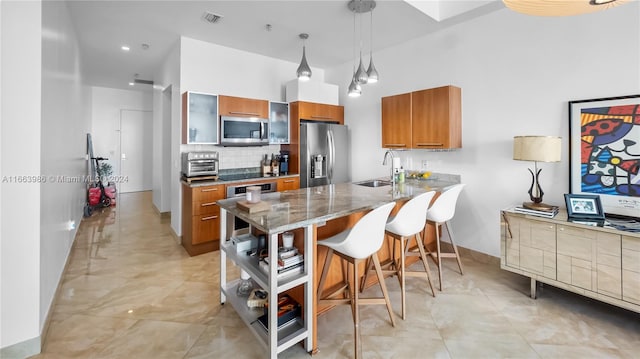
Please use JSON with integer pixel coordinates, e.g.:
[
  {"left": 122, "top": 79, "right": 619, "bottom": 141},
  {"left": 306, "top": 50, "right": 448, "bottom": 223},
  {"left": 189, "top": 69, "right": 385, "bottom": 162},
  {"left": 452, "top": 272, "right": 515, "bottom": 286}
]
[{"left": 564, "top": 194, "right": 605, "bottom": 220}]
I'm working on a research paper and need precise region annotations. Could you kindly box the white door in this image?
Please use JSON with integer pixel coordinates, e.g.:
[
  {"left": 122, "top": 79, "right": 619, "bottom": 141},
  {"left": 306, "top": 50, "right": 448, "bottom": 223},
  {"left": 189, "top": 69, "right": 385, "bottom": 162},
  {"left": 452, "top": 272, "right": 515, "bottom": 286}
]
[{"left": 120, "top": 110, "right": 153, "bottom": 193}]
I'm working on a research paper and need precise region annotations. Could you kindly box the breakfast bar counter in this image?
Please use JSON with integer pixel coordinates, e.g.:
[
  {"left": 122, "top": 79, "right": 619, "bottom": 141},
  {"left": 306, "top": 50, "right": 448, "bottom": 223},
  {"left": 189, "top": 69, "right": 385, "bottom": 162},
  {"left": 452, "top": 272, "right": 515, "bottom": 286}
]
[{"left": 216, "top": 175, "right": 460, "bottom": 356}]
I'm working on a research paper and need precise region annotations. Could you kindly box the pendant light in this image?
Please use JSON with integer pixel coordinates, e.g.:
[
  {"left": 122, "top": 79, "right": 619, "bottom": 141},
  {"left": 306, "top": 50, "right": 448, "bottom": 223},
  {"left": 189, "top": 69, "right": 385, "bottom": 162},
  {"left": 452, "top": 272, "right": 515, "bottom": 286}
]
[
  {"left": 347, "top": 0, "right": 376, "bottom": 96},
  {"left": 366, "top": 5, "right": 378, "bottom": 84},
  {"left": 296, "top": 33, "right": 312, "bottom": 81},
  {"left": 354, "top": 1, "right": 368, "bottom": 85},
  {"left": 347, "top": 5, "right": 361, "bottom": 97}
]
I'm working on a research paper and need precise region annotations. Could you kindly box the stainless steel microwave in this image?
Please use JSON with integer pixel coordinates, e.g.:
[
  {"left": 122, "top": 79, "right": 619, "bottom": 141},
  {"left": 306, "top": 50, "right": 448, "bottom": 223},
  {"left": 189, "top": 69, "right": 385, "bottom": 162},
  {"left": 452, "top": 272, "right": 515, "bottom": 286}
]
[{"left": 220, "top": 116, "right": 269, "bottom": 146}]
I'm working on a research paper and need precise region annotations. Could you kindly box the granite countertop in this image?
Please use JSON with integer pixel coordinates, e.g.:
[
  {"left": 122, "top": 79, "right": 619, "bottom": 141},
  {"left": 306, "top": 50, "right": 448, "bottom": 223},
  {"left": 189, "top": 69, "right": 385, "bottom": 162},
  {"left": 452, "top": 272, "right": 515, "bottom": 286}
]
[
  {"left": 184, "top": 174, "right": 299, "bottom": 187},
  {"left": 217, "top": 174, "right": 460, "bottom": 234}
]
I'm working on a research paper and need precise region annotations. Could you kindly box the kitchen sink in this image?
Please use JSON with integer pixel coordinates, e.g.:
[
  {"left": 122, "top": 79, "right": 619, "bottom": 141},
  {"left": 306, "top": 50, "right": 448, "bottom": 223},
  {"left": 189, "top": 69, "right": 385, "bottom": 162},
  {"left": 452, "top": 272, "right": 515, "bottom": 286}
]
[{"left": 356, "top": 180, "right": 392, "bottom": 188}]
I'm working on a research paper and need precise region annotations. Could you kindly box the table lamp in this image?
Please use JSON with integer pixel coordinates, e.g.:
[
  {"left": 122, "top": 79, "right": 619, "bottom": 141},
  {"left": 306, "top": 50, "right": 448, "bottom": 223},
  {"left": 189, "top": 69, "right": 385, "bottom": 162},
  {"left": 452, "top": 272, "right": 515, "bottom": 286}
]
[{"left": 513, "top": 136, "right": 562, "bottom": 211}]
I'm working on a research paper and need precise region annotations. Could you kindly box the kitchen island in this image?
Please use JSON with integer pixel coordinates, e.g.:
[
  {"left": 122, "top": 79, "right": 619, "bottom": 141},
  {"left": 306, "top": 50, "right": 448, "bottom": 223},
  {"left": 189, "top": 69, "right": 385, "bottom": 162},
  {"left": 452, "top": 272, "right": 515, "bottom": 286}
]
[{"left": 217, "top": 175, "right": 460, "bottom": 357}]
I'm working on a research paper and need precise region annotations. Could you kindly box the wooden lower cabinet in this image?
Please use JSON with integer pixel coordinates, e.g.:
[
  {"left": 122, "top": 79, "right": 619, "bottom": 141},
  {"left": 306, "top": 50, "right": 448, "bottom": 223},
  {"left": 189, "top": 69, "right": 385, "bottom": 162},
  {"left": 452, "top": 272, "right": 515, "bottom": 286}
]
[
  {"left": 183, "top": 178, "right": 300, "bottom": 256},
  {"left": 277, "top": 176, "right": 300, "bottom": 191},
  {"left": 622, "top": 235, "right": 640, "bottom": 303},
  {"left": 501, "top": 210, "right": 639, "bottom": 313},
  {"left": 182, "top": 183, "right": 225, "bottom": 256},
  {"left": 557, "top": 225, "right": 621, "bottom": 298},
  {"left": 503, "top": 214, "right": 556, "bottom": 279}
]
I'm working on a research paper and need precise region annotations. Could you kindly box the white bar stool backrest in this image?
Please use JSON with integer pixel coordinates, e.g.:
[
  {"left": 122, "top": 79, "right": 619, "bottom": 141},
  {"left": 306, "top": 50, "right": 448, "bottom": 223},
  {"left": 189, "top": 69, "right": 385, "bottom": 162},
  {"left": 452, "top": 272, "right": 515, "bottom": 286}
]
[
  {"left": 321, "top": 202, "right": 396, "bottom": 260},
  {"left": 386, "top": 191, "right": 436, "bottom": 237},
  {"left": 427, "top": 184, "right": 465, "bottom": 223}
]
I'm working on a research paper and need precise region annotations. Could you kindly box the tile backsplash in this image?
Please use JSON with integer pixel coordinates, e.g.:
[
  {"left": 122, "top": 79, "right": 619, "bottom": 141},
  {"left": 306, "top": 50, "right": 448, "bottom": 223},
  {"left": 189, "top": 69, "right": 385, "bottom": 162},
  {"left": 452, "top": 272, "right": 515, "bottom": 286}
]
[{"left": 181, "top": 144, "right": 282, "bottom": 169}]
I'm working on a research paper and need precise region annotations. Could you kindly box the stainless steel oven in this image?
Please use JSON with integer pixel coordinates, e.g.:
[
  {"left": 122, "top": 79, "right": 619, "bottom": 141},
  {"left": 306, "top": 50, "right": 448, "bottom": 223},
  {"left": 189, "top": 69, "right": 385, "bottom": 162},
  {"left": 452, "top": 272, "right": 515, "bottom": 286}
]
[
  {"left": 181, "top": 151, "right": 218, "bottom": 177},
  {"left": 226, "top": 181, "right": 277, "bottom": 236}
]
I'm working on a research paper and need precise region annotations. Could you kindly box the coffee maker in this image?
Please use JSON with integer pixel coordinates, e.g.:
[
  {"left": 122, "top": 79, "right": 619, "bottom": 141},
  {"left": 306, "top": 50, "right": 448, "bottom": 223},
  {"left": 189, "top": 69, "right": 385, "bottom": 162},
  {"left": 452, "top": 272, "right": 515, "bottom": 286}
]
[{"left": 279, "top": 151, "right": 289, "bottom": 175}]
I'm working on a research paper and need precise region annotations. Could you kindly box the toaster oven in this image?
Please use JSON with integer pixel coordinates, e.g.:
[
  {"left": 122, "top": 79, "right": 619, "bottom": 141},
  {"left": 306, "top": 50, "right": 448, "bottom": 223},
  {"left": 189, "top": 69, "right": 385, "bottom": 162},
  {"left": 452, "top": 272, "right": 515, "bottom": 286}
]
[{"left": 181, "top": 151, "right": 219, "bottom": 177}]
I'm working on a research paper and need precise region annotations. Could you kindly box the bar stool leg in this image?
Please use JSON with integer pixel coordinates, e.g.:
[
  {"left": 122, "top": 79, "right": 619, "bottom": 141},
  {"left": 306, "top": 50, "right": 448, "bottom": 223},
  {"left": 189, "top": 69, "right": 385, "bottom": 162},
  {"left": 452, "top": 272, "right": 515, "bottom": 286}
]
[
  {"left": 435, "top": 223, "right": 443, "bottom": 291},
  {"left": 317, "top": 248, "right": 334, "bottom": 299},
  {"left": 352, "top": 259, "right": 360, "bottom": 359},
  {"left": 371, "top": 253, "right": 396, "bottom": 328},
  {"left": 359, "top": 234, "right": 398, "bottom": 292},
  {"left": 399, "top": 235, "right": 407, "bottom": 320},
  {"left": 445, "top": 221, "right": 464, "bottom": 275},
  {"left": 412, "top": 232, "right": 436, "bottom": 297}
]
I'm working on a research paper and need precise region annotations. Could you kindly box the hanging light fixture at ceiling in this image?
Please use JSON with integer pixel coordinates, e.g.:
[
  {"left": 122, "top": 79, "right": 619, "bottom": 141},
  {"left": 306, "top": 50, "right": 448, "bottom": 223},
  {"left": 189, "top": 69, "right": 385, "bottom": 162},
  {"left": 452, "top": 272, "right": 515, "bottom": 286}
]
[
  {"left": 296, "top": 33, "right": 312, "bottom": 81},
  {"left": 347, "top": 0, "right": 377, "bottom": 96},
  {"left": 502, "top": 0, "right": 629, "bottom": 16},
  {"left": 366, "top": 3, "right": 378, "bottom": 84},
  {"left": 347, "top": 4, "right": 361, "bottom": 97}
]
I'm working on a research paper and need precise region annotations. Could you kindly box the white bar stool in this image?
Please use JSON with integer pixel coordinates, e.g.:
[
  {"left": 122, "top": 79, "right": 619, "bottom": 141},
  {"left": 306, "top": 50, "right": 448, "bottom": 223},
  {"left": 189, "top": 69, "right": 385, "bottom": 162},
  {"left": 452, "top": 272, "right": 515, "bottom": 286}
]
[
  {"left": 383, "top": 191, "right": 437, "bottom": 319},
  {"left": 425, "top": 184, "right": 465, "bottom": 291},
  {"left": 317, "top": 202, "right": 396, "bottom": 359}
]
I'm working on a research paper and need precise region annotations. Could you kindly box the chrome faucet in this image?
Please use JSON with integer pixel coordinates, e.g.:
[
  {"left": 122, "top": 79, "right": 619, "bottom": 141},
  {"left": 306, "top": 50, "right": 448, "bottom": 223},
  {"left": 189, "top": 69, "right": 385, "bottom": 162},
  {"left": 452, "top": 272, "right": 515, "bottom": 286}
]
[{"left": 382, "top": 150, "right": 396, "bottom": 185}]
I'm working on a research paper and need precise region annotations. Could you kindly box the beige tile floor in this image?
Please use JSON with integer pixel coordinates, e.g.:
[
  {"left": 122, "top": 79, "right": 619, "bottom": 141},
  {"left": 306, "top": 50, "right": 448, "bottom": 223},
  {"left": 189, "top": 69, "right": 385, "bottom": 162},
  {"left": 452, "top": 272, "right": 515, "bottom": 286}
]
[{"left": 29, "top": 191, "right": 640, "bottom": 359}]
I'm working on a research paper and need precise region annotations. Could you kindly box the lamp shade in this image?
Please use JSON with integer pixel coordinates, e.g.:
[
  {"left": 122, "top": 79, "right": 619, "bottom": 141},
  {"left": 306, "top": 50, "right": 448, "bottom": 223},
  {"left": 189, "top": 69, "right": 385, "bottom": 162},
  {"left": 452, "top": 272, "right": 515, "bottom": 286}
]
[
  {"left": 513, "top": 136, "right": 562, "bottom": 162},
  {"left": 503, "top": 0, "right": 629, "bottom": 17}
]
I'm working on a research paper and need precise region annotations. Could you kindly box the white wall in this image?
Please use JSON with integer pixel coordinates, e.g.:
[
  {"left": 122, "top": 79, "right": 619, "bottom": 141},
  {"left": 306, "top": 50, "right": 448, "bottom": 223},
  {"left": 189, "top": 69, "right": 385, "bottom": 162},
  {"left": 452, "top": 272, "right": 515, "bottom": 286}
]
[
  {"left": 90, "top": 86, "right": 152, "bottom": 187},
  {"left": 40, "top": 0, "right": 90, "bottom": 344},
  {"left": 0, "top": 0, "right": 42, "bottom": 353},
  {"left": 152, "top": 41, "right": 180, "bottom": 215},
  {"left": 168, "top": 37, "right": 329, "bottom": 235},
  {"left": 327, "top": 4, "right": 640, "bottom": 257},
  {"left": 1, "top": 1, "right": 91, "bottom": 354}
]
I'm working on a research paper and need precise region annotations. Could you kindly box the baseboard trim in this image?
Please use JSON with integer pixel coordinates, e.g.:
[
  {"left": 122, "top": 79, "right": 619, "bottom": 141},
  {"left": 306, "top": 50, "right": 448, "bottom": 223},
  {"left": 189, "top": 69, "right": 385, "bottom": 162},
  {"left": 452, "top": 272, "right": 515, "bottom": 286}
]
[
  {"left": 441, "top": 242, "right": 500, "bottom": 266},
  {"left": 152, "top": 202, "right": 171, "bottom": 219},
  {"left": 0, "top": 336, "right": 41, "bottom": 359},
  {"left": 170, "top": 226, "right": 181, "bottom": 245}
]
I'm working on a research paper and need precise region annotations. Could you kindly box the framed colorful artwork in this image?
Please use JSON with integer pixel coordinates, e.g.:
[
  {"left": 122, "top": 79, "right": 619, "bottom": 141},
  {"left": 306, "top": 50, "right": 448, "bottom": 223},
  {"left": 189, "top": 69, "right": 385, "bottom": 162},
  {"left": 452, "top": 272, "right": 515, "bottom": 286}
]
[{"left": 569, "top": 95, "right": 640, "bottom": 219}]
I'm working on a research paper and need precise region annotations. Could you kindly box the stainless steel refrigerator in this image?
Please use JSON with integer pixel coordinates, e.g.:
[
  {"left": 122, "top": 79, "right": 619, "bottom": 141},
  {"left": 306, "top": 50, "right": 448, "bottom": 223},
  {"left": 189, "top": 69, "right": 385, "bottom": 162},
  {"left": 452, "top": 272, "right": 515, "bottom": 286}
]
[{"left": 300, "top": 122, "right": 350, "bottom": 188}]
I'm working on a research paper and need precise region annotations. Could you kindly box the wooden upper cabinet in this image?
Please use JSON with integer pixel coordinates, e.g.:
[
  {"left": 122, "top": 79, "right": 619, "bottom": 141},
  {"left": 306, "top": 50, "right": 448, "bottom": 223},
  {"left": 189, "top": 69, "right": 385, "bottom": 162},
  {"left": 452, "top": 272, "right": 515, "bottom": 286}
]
[
  {"left": 381, "top": 93, "right": 412, "bottom": 149},
  {"left": 411, "top": 85, "right": 461, "bottom": 149},
  {"left": 218, "top": 95, "right": 269, "bottom": 118},
  {"left": 297, "top": 101, "right": 344, "bottom": 124}
]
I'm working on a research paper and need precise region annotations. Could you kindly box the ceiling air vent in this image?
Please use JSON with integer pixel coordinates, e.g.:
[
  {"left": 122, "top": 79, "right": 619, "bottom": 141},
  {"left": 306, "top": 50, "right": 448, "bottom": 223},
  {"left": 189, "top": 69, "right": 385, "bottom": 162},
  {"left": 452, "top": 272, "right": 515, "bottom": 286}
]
[
  {"left": 134, "top": 79, "right": 154, "bottom": 86},
  {"left": 202, "top": 11, "right": 223, "bottom": 24}
]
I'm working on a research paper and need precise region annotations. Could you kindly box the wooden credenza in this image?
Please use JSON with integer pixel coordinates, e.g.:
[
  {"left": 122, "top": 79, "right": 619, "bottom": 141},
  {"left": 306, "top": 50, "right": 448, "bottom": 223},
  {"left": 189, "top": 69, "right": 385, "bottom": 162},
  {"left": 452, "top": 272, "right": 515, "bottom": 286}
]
[{"left": 501, "top": 209, "right": 640, "bottom": 313}]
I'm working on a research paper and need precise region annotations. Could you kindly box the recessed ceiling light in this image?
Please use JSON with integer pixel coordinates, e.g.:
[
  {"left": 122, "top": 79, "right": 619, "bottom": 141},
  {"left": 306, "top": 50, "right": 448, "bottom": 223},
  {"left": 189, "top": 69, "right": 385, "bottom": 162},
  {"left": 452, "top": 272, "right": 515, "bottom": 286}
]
[
  {"left": 121, "top": 45, "right": 130, "bottom": 51},
  {"left": 128, "top": 82, "right": 134, "bottom": 86}
]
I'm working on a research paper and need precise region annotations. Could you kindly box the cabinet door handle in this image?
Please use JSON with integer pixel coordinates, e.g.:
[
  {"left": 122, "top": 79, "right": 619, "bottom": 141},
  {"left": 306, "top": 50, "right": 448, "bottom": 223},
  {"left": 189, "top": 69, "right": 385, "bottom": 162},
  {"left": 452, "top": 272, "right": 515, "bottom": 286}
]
[
  {"left": 416, "top": 143, "right": 444, "bottom": 147},
  {"left": 283, "top": 180, "right": 295, "bottom": 183},
  {"left": 229, "top": 111, "right": 260, "bottom": 116},
  {"left": 201, "top": 215, "right": 218, "bottom": 221},
  {"left": 383, "top": 144, "right": 407, "bottom": 148},
  {"left": 311, "top": 115, "right": 333, "bottom": 120},
  {"left": 502, "top": 212, "right": 513, "bottom": 239},
  {"left": 559, "top": 227, "right": 564, "bottom": 231},
  {"left": 201, "top": 188, "right": 219, "bottom": 192},
  {"left": 201, "top": 202, "right": 217, "bottom": 207}
]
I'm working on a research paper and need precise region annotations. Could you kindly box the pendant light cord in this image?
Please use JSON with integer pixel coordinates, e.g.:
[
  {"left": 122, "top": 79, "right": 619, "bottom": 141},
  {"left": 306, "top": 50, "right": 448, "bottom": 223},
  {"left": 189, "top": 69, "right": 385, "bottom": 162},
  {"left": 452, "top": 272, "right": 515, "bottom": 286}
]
[
  {"left": 369, "top": 4, "right": 373, "bottom": 58},
  {"left": 352, "top": 6, "right": 357, "bottom": 73},
  {"left": 359, "top": 0, "right": 364, "bottom": 58}
]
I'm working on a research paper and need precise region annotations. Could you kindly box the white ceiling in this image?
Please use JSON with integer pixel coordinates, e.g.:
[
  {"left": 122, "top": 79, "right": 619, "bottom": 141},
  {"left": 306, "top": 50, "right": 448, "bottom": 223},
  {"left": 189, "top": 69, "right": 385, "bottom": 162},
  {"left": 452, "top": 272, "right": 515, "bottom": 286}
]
[{"left": 65, "top": 0, "right": 505, "bottom": 91}]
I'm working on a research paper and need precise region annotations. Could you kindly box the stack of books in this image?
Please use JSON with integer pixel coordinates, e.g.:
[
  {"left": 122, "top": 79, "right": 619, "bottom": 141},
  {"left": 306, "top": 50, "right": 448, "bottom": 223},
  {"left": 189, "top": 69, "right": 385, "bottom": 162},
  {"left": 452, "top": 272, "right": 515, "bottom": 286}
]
[
  {"left": 257, "top": 294, "right": 300, "bottom": 331},
  {"left": 513, "top": 205, "right": 559, "bottom": 218},
  {"left": 259, "top": 248, "right": 304, "bottom": 278}
]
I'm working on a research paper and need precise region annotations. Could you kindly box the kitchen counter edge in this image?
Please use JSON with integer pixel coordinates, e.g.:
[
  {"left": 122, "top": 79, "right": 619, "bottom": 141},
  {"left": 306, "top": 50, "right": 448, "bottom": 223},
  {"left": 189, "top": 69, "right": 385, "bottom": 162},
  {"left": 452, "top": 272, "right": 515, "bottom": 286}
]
[{"left": 183, "top": 174, "right": 300, "bottom": 187}]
